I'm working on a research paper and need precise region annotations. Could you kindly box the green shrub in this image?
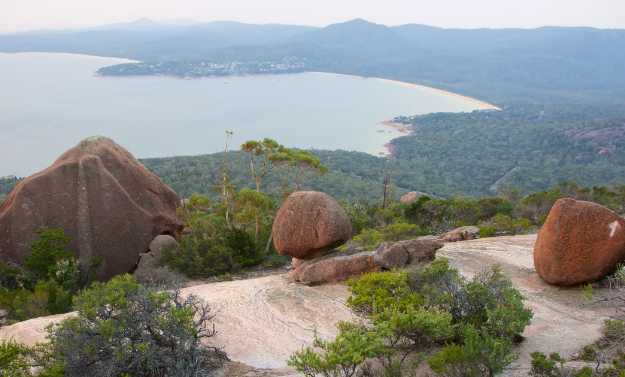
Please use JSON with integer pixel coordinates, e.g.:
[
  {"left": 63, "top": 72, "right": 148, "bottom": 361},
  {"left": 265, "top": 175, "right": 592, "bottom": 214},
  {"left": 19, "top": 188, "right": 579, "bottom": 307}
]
[
  {"left": 346, "top": 271, "right": 418, "bottom": 315},
  {"left": 291, "top": 259, "right": 532, "bottom": 377},
  {"left": 374, "top": 305, "right": 454, "bottom": 351},
  {"left": 348, "top": 228, "right": 383, "bottom": 250},
  {"left": 133, "top": 266, "right": 185, "bottom": 289},
  {"left": 462, "top": 267, "right": 533, "bottom": 339},
  {"left": 0, "top": 262, "right": 21, "bottom": 290},
  {"left": 162, "top": 214, "right": 264, "bottom": 277},
  {"left": 379, "top": 222, "right": 424, "bottom": 242},
  {"left": 6, "top": 281, "right": 73, "bottom": 322},
  {"left": 604, "top": 319, "right": 625, "bottom": 341},
  {"left": 607, "top": 264, "right": 625, "bottom": 289},
  {"left": 529, "top": 352, "right": 565, "bottom": 377},
  {"left": 479, "top": 226, "right": 497, "bottom": 238},
  {"left": 0, "top": 229, "right": 92, "bottom": 322},
  {"left": 407, "top": 258, "right": 464, "bottom": 316},
  {"left": 44, "top": 275, "right": 227, "bottom": 377},
  {"left": 429, "top": 326, "right": 515, "bottom": 377},
  {"left": 164, "top": 191, "right": 277, "bottom": 278},
  {"left": 479, "top": 214, "right": 533, "bottom": 236},
  {"left": 0, "top": 341, "right": 32, "bottom": 377},
  {"left": 580, "top": 345, "right": 598, "bottom": 362},
  {"left": 288, "top": 322, "right": 387, "bottom": 377},
  {"left": 348, "top": 222, "right": 425, "bottom": 251},
  {"left": 23, "top": 229, "right": 74, "bottom": 286}
]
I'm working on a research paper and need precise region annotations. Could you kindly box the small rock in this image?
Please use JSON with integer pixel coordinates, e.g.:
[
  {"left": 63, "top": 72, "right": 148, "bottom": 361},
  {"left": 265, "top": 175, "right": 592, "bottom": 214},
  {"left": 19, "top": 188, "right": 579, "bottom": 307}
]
[
  {"left": 373, "top": 242, "right": 409, "bottom": 270},
  {"left": 400, "top": 191, "right": 426, "bottom": 205},
  {"left": 374, "top": 237, "right": 442, "bottom": 269},
  {"left": 148, "top": 235, "right": 179, "bottom": 260},
  {"left": 289, "top": 251, "right": 377, "bottom": 285},
  {"left": 440, "top": 226, "right": 480, "bottom": 242},
  {"left": 135, "top": 235, "right": 179, "bottom": 276}
]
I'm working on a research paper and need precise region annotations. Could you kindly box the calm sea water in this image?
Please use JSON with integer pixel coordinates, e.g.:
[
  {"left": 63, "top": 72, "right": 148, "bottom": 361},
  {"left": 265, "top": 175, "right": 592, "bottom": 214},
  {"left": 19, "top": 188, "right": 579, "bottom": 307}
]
[{"left": 0, "top": 52, "right": 484, "bottom": 177}]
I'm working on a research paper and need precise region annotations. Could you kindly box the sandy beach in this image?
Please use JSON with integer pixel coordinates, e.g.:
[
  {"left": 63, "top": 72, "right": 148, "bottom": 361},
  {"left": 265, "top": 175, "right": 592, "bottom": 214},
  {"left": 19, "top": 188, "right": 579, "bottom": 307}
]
[
  {"left": 310, "top": 71, "right": 502, "bottom": 111},
  {"left": 372, "top": 77, "right": 502, "bottom": 111}
]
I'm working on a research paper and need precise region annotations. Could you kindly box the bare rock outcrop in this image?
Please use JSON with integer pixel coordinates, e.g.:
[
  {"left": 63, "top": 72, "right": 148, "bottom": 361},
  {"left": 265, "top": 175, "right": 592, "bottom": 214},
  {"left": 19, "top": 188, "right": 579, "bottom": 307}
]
[
  {"left": 399, "top": 191, "right": 426, "bottom": 205},
  {"left": 0, "top": 137, "right": 183, "bottom": 280},
  {"left": 272, "top": 191, "right": 352, "bottom": 259},
  {"left": 534, "top": 198, "right": 625, "bottom": 286}
]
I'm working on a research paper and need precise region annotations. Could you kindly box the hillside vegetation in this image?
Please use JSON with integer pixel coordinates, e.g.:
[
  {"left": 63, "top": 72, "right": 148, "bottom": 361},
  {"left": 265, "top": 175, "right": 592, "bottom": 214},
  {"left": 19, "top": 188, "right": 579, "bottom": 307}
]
[{"left": 390, "top": 105, "right": 625, "bottom": 196}]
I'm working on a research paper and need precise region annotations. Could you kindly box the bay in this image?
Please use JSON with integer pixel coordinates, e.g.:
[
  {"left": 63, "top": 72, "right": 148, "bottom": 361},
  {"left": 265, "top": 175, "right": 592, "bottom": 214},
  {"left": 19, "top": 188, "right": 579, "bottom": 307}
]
[{"left": 0, "top": 52, "right": 493, "bottom": 176}]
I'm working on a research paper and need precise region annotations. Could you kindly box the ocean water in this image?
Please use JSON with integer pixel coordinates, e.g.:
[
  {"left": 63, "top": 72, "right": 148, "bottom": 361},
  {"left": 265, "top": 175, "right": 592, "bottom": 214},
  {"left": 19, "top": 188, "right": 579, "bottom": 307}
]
[{"left": 0, "top": 52, "right": 486, "bottom": 177}]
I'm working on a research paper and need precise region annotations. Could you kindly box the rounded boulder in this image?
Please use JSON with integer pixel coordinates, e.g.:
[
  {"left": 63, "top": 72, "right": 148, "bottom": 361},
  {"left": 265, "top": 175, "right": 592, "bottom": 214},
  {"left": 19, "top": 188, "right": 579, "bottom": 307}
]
[
  {"left": 534, "top": 198, "right": 625, "bottom": 286},
  {"left": 272, "top": 191, "right": 352, "bottom": 259},
  {"left": 0, "top": 137, "right": 183, "bottom": 280}
]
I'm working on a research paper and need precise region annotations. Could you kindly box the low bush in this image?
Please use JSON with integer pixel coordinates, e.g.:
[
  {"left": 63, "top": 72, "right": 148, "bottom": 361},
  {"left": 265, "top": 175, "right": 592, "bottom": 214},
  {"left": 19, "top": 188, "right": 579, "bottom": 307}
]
[
  {"left": 290, "top": 258, "right": 532, "bottom": 377},
  {"left": 0, "top": 341, "right": 32, "bottom": 377},
  {"left": 133, "top": 265, "right": 185, "bottom": 289},
  {"left": 1, "top": 276, "right": 227, "bottom": 377},
  {"left": 347, "top": 222, "right": 426, "bottom": 251},
  {"left": 603, "top": 319, "right": 625, "bottom": 342},
  {"left": 479, "top": 226, "right": 497, "bottom": 238},
  {"left": 346, "top": 271, "right": 419, "bottom": 315},
  {"left": 162, "top": 192, "right": 283, "bottom": 278},
  {"left": 605, "top": 264, "right": 625, "bottom": 290},
  {"left": 0, "top": 229, "right": 98, "bottom": 323},
  {"left": 479, "top": 214, "right": 533, "bottom": 236},
  {"left": 43, "top": 275, "right": 227, "bottom": 377}
]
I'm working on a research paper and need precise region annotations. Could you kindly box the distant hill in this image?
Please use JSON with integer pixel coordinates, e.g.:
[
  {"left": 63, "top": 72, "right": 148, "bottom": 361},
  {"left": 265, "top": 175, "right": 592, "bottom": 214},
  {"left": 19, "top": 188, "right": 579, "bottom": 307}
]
[
  {"left": 0, "top": 20, "right": 315, "bottom": 61},
  {"left": 3, "top": 19, "right": 625, "bottom": 106}
]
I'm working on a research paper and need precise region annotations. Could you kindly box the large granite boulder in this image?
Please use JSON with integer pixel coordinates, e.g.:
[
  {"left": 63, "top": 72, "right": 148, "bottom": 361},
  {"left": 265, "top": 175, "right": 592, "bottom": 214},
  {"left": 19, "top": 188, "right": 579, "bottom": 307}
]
[
  {"left": 0, "top": 137, "right": 183, "bottom": 280},
  {"left": 272, "top": 191, "right": 352, "bottom": 259},
  {"left": 534, "top": 198, "right": 625, "bottom": 286}
]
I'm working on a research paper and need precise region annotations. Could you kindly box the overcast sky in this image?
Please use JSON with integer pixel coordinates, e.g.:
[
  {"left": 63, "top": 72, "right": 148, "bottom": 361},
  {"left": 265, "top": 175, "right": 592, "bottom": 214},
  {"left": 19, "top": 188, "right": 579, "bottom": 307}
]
[{"left": 2, "top": 0, "right": 625, "bottom": 33}]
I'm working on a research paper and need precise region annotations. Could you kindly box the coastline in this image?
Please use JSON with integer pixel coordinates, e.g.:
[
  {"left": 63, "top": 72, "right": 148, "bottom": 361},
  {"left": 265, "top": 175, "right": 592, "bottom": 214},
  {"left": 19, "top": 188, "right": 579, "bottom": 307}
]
[
  {"left": 1, "top": 53, "right": 499, "bottom": 111},
  {"left": 309, "top": 71, "right": 502, "bottom": 111},
  {"left": 376, "top": 121, "right": 412, "bottom": 158},
  {"left": 372, "top": 77, "right": 502, "bottom": 111},
  {"left": 310, "top": 71, "right": 502, "bottom": 158}
]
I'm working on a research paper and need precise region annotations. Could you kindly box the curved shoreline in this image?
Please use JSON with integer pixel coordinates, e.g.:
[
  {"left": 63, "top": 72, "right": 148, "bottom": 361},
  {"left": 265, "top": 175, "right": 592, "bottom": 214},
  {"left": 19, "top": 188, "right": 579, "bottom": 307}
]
[
  {"left": 2, "top": 53, "right": 500, "bottom": 111},
  {"left": 372, "top": 77, "right": 502, "bottom": 111},
  {"left": 309, "top": 71, "right": 502, "bottom": 111}
]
